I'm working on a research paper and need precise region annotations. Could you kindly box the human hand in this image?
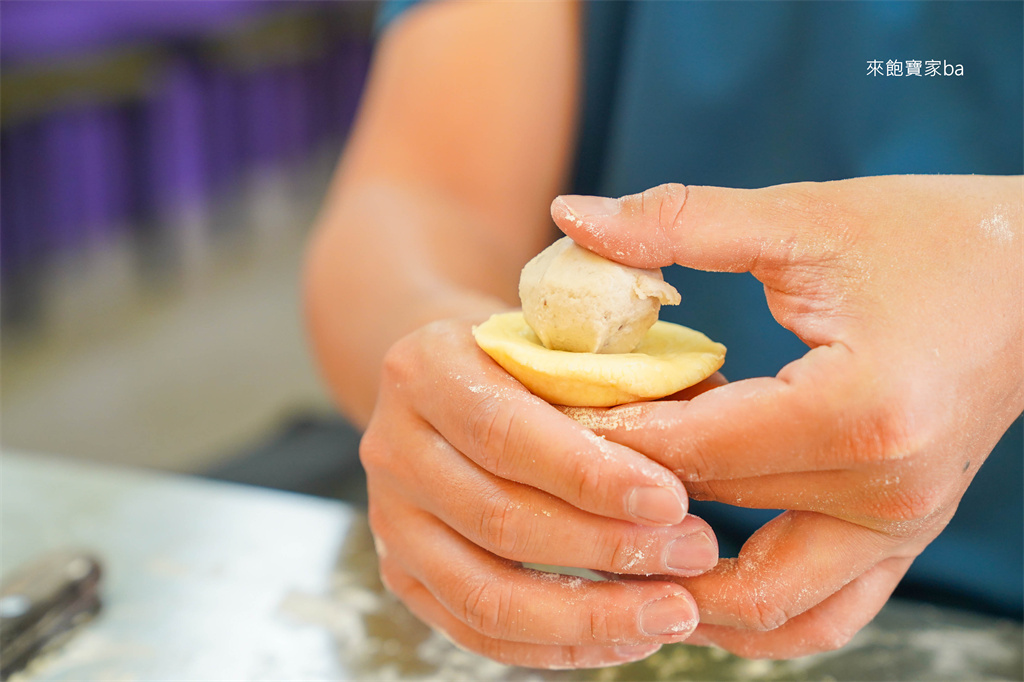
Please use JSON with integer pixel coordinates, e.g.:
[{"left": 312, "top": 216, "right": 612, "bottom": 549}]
[
  {"left": 553, "top": 175, "right": 1023, "bottom": 658},
  {"left": 360, "top": 317, "right": 723, "bottom": 668}
]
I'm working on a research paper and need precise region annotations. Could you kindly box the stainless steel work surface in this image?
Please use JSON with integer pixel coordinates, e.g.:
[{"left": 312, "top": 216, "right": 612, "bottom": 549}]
[{"left": 3, "top": 450, "right": 1021, "bottom": 681}]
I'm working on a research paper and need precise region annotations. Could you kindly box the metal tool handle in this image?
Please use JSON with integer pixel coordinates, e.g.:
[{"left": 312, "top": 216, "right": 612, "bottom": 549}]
[{"left": 0, "top": 550, "right": 103, "bottom": 680}]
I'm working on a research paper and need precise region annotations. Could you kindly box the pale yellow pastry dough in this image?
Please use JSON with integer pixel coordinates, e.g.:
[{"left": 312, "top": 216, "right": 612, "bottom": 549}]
[{"left": 473, "top": 312, "right": 726, "bottom": 407}]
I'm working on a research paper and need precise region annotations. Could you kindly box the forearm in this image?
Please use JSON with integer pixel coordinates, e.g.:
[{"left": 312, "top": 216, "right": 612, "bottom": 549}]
[
  {"left": 304, "top": 177, "right": 542, "bottom": 427},
  {"left": 304, "top": 0, "right": 580, "bottom": 427}
]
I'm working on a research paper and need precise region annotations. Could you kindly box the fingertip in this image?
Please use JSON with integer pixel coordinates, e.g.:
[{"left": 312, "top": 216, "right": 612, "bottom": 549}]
[
  {"left": 550, "top": 194, "right": 660, "bottom": 269},
  {"left": 549, "top": 195, "right": 579, "bottom": 234},
  {"left": 639, "top": 591, "right": 700, "bottom": 639},
  {"left": 628, "top": 485, "right": 688, "bottom": 526},
  {"left": 581, "top": 431, "right": 689, "bottom": 525},
  {"left": 665, "top": 530, "right": 720, "bottom": 576},
  {"left": 552, "top": 194, "right": 622, "bottom": 222}
]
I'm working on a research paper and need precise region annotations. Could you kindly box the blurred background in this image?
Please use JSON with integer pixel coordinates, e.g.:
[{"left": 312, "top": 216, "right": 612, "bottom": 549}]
[{"left": 1, "top": 0, "right": 372, "bottom": 499}]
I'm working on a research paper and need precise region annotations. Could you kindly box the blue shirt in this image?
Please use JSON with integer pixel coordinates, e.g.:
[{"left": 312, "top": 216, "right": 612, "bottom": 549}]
[{"left": 379, "top": 0, "right": 1023, "bottom": 619}]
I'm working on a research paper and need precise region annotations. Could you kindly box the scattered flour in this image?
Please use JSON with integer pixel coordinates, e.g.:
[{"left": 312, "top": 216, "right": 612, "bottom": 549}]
[
  {"left": 979, "top": 207, "right": 1015, "bottom": 245},
  {"left": 619, "top": 547, "right": 646, "bottom": 572},
  {"left": 557, "top": 404, "right": 649, "bottom": 431}
]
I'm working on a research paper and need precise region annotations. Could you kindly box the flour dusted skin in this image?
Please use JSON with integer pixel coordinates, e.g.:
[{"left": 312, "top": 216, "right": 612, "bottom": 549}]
[{"left": 518, "top": 237, "right": 681, "bottom": 354}]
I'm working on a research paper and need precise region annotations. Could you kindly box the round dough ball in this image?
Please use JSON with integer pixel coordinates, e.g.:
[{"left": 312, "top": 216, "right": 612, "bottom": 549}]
[{"left": 519, "top": 237, "right": 680, "bottom": 354}]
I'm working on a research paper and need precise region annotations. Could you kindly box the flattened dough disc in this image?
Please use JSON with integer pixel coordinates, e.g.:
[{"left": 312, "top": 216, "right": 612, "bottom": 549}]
[{"left": 473, "top": 312, "right": 726, "bottom": 407}]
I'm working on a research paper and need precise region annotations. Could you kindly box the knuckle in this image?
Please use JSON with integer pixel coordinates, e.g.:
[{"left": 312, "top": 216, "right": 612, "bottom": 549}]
[
  {"left": 380, "top": 337, "right": 416, "bottom": 386},
  {"left": 619, "top": 183, "right": 689, "bottom": 259},
  {"left": 357, "top": 427, "right": 386, "bottom": 472},
  {"left": 597, "top": 528, "right": 647, "bottom": 574},
  {"left": 874, "top": 483, "right": 946, "bottom": 526},
  {"left": 863, "top": 404, "right": 916, "bottom": 463},
  {"left": 457, "top": 578, "right": 514, "bottom": 638},
  {"left": 676, "top": 433, "right": 715, "bottom": 483},
  {"left": 683, "top": 481, "right": 713, "bottom": 500},
  {"left": 570, "top": 455, "right": 609, "bottom": 509},
  {"left": 651, "top": 183, "right": 690, "bottom": 257},
  {"left": 684, "top": 479, "right": 733, "bottom": 504},
  {"left": 845, "top": 379, "right": 939, "bottom": 467},
  {"left": 586, "top": 605, "right": 623, "bottom": 643},
  {"left": 467, "top": 397, "right": 521, "bottom": 477},
  {"left": 737, "top": 594, "right": 791, "bottom": 632},
  {"left": 645, "top": 183, "right": 687, "bottom": 224},
  {"left": 477, "top": 492, "right": 526, "bottom": 559}
]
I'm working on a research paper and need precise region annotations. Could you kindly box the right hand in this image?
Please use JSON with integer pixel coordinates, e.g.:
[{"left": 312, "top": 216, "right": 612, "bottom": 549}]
[{"left": 361, "top": 317, "right": 721, "bottom": 669}]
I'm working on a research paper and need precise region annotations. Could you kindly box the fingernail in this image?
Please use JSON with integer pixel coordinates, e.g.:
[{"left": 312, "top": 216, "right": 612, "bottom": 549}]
[
  {"left": 628, "top": 486, "right": 686, "bottom": 525},
  {"left": 614, "top": 644, "right": 661, "bottom": 660},
  {"left": 639, "top": 594, "right": 697, "bottom": 637},
  {"left": 665, "top": 532, "right": 718, "bottom": 574},
  {"left": 558, "top": 194, "right": 621, "bottom": 219}
]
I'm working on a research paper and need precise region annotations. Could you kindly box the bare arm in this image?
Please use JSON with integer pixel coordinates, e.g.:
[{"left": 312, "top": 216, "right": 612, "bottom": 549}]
[{"left": 304, "top": 0, "right": 581, "bottom": 426}]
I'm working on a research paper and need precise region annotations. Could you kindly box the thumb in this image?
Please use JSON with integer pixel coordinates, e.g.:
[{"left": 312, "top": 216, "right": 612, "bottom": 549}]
[{"left": 551, "top": 182, "right": 820, "bottom": 276}]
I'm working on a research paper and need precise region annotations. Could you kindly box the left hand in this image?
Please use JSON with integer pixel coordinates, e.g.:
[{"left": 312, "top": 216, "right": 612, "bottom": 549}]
[{"left": 552, "top": 175, "right": 1023, "bottom": 658}]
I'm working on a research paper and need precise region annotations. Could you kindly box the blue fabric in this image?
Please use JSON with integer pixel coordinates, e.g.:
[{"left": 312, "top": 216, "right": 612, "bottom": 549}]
[
  {"left": 378, "top": 0, "right": 1024, "bottom": 619},
  {"left": 374, "top": 0, "right": 419, "bottom": 36}
]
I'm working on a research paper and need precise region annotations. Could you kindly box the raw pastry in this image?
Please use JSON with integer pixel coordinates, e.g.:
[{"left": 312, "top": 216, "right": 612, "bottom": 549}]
[
  {"left": 473, "top": 238, "right": 726, "bottom": 407},
  {"left": 519, "top": 237, "right": 680, "bottom": 353},
  {"left": 473, "top": 312, "right": 725, "bottom": 406}
]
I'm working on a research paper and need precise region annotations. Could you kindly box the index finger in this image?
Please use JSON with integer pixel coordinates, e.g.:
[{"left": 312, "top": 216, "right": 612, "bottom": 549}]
[
  {"left": 400, "top": 320, "right": 690, "bottom": 526},
  {"left": 575, "top": 342, "right": 905, "bottom": 482},
  {"left": 551, "top": 182, "right": 843, "bottom": 277}
]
